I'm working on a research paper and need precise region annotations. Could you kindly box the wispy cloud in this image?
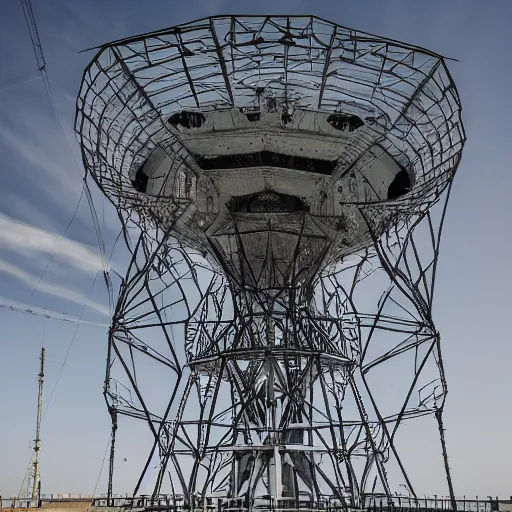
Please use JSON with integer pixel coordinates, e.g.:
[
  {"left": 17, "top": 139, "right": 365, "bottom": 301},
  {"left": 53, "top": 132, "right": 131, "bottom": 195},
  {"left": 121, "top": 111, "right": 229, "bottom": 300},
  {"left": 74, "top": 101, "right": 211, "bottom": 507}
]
[
  {"left": 0, "top": 257, "right": 109, "bottom": 316},
  {"left": 0, "top": 91, "right": 122, "bottom": 238},
  {"left": 0, "top": 109, "right": 81, "bottom": 201},
  {"left": 2, "top": 193, "right": 59, "bottom": 232},
  {"left": 0, "top": 212, "right": 105, "bottom": 274}
]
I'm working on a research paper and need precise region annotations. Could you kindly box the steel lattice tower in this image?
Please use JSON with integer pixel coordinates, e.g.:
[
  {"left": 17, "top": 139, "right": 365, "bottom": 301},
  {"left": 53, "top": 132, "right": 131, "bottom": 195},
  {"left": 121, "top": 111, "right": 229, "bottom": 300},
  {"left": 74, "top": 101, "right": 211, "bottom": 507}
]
[{"left": 76, "top": 15, "right": 465, "bottom": 511}]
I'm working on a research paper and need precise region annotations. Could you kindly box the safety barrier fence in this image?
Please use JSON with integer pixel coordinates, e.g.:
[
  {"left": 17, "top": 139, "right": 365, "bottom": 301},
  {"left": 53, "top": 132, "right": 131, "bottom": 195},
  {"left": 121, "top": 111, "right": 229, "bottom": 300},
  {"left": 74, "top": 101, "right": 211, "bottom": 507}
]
[{"left": 2, "top": 495, "right": 508, "bottom": 512}]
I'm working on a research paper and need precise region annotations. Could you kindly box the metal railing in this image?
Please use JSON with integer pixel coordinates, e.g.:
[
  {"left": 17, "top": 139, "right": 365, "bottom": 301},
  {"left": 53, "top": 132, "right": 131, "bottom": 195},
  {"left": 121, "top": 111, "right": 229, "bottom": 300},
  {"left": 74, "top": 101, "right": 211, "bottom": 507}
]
[
  {"left": 0, "top": 495, "right": 94, "bottom": 510},
  {"left": 2, "top": 495, "right": 508, "bottom": 512}
]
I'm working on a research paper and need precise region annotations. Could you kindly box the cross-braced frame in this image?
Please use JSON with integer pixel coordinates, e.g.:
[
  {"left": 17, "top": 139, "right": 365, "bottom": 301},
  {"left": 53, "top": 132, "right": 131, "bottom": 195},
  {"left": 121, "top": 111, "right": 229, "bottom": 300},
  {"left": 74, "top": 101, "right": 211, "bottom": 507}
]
[{"left": 76, "top": 15, "right": 465, "bottom": 511}]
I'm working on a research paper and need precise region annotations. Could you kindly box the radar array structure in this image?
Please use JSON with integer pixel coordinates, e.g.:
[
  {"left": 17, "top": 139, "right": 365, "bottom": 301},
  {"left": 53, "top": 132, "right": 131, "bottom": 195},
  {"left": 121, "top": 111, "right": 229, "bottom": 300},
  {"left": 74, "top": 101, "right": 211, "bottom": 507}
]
[{"left": 76, "top": 15, "right": 465, "bottom": 512}]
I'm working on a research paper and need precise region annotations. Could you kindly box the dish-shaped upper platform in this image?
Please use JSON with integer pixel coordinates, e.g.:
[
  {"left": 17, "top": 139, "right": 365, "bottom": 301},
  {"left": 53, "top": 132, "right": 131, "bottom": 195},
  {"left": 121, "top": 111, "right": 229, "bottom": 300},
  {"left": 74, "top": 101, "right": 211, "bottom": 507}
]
[{"left": 76, "top": 15, "right": 464, "bottom": 288}]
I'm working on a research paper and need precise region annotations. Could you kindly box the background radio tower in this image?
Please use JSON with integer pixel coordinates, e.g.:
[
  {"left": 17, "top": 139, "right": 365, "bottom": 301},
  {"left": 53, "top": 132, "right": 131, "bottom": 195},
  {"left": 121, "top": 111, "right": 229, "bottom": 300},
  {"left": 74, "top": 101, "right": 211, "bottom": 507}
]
[{"left": 18, "top": 347, "right": 45, "bottom": 501}]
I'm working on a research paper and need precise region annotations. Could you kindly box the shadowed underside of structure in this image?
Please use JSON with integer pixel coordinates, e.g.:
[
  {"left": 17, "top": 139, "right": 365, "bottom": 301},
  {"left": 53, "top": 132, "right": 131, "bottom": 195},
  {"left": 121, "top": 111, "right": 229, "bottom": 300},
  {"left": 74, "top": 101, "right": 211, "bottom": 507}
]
[{"left": 75, "top": 15, "right": 465, "bottom": 511}]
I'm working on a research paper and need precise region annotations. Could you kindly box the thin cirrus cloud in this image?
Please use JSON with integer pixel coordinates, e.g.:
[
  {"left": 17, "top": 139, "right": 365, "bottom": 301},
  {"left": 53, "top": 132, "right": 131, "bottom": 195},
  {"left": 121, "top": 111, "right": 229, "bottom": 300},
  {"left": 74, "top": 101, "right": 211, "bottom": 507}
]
[
  {"left": 0, "top": 111, "right": 81, "bottom": 201},
  {"left": 0, "top": 212, "right": 106, "bottom": 274},
  {"left": 0, "top": 257, "right": 110, "bottom": 316},
  {"left": 0, "top": 94, "right": 122, "bottom": 235},
  {"left": 0, "top": 212, "right": 110, "bottom": 316}
]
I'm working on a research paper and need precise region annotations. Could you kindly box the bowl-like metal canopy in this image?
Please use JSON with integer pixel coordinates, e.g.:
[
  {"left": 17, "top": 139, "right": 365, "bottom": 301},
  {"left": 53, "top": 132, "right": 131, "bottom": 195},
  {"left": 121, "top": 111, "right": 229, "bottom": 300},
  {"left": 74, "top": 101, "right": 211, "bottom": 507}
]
[{"left": 76, "top": 15, "right": 464, "bottom": 288}]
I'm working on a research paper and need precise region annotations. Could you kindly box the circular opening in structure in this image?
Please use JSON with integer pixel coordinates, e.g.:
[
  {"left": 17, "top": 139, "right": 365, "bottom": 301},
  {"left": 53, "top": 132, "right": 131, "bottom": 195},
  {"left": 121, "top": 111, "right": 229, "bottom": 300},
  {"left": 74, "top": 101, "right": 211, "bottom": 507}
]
[{"left": 387, "top": 169, "right": 412, "bottom": 200}]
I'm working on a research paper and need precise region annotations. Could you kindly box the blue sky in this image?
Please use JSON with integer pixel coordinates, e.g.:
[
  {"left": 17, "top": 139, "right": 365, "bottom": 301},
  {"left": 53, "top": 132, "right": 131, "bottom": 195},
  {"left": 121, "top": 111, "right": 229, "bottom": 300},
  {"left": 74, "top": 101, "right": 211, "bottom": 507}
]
[{"left": 0, "top": 0, "right": 512, "bottom": 500}]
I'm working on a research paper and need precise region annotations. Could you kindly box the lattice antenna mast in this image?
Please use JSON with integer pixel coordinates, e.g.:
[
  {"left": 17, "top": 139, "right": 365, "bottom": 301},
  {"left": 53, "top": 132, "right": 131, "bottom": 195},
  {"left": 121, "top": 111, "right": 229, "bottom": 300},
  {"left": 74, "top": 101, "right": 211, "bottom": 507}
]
[
  {"left": 76, "top": 15, "right": 465, "bottom": 511},
  {"left": 32, "top": 347, "right": 45, "bottom": 499}
]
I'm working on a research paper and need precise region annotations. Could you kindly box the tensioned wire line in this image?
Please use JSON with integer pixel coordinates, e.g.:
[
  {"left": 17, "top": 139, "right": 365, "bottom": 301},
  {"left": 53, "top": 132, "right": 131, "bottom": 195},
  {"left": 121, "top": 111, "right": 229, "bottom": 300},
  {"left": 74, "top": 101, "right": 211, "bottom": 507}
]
[
  {"left": 19, "top": 0, "right": 113, "bottom": 316},
  {"left": 42, "top": 271, "right": 100, "bottom": 419},
  {"left": 16, "top": 0, "right": 115, "bottom": 423}
]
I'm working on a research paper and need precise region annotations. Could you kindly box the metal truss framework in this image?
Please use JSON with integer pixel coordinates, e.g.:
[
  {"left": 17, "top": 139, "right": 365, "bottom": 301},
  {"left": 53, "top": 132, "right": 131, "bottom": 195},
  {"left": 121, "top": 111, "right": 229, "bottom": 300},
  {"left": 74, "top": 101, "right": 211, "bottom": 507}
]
[{"left": 76, "top": 15, "right": 465, "bottom": 511}]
